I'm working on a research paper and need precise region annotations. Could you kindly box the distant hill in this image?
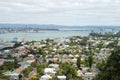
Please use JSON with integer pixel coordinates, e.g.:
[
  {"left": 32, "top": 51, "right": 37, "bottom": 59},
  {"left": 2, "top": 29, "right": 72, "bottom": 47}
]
[
  {"left": 0, "top": 24, "right": 63, "bottom": 29},
  {"left": 0, "top": 24, "right": 120, "bottom": 29}
]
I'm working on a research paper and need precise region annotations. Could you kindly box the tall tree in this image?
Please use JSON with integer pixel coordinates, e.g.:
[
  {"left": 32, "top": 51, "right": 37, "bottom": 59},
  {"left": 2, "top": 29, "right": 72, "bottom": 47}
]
[
  {"left": 88, "top": 55, "right": 93, "bottom": 68},
  {"left": 77, "top": 56, "right": 81, "bottom": 69},
  {"left": 93, "top": 46, "right": 120, "bottom": 80}
]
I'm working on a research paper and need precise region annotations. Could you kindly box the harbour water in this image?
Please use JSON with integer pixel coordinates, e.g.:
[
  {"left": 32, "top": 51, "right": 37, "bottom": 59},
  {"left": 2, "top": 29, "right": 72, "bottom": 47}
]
[
  {"left": 0, "top": 26, "right": 120, "bottom": 42},
  {"left": 0, "top": 31, "right": 89, "bottom": 41}
]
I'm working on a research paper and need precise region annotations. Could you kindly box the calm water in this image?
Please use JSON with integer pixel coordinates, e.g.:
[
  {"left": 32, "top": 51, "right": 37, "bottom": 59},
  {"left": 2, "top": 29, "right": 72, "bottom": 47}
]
[
  {"left": 0, "top": 31, "right": 89, "bottom": 41},
  {"left": 0, "top": 27, "right": 120, "bottom": 41}
]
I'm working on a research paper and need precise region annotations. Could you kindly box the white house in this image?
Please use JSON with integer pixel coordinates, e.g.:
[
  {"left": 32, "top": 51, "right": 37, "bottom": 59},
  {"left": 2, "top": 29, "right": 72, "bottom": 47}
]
[
  {"left": 49, "top": 64, "right": 59, "bottom": 69},
  {"left": 83, "top": 72, "right": 94, "bottom": 80},
  {"left": 57, "top": 75, "right": 66, "bottom": 80},
  {"left": 3, "top": 71, "right": 19, "bottom": 80},
  {"left": 40, "top": 74, "right": 52, "bottom": 80},
  {"left": 77, "top": 70, "right": 83, "bottom": 77},
  {"left": 44, "top": 68, "right": 56, "bottom": 75}
]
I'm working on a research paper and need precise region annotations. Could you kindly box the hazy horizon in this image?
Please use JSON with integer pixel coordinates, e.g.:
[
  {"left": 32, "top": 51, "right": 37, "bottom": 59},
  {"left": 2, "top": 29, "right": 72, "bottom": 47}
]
[{"left": 0, "top": 23, "right": 120, "bottom": 27}]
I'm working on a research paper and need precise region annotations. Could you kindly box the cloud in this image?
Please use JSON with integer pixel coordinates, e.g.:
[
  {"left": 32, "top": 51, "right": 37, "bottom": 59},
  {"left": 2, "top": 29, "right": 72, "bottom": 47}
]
[{"left": 0, "top": 0, "right": 119, "bottom": 25}]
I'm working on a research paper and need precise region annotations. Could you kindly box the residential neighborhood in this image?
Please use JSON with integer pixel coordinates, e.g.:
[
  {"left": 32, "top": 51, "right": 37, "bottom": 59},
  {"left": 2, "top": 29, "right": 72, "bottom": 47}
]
[{"left": 0, "top": 33, "right": 119, "bottom": 80}]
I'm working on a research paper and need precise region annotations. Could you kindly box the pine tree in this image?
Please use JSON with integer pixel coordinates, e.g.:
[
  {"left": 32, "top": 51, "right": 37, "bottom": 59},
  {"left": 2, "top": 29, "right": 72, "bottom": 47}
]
[
  {"left": 88, "top": 55, "right": 93, "bottom": 68},
  {"left": 77, "top": 56, "right": 81, "bottom": 69}
]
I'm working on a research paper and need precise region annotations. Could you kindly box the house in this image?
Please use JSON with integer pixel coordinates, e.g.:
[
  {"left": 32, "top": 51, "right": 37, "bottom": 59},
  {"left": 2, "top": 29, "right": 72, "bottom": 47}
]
[
  {"left": 117, "top": 41, "right": 120, "bottom": 45},
  {"left": 46, "top": 55, "right": 53, "bottom": 63},
  {"left": 0, "top": 51, "right": 2, "bottom": 54},
  {"left": 57, "top": 75, "right": 66, "bottom": 80},
  {"left": 26, "top": 54, "right": 35, "bottom": 64},
  {"left": 4, "top": 59, "right": 14, "bottom": 62},
  {"left": 83, "top": 72, "right": 94, "bottom": 80},
  {"left": 28, "top": 54, "right": 35, "bottom": 60},
  {"left": 53, "top": 56, "right": 59, "bottom": 62},
  {"left": 65, "top": 57, "right": 72, "bottom": 62},
  {"left": 0, "top": 59, "right": 14, "bottom": 64},
  {"left": 12, "top": 53, "right": 20, "bottom": 58},
  {"left": 71, "top": 58, "right": 77, "bottom": 63},
  {"left": 48, "top": 64, "right": 59, "bottom": 69},
  {"left": 69, "top": 54, "right": 74, "bottom": 58},
  {"left": 40, "top": 74, "right": 52, "bottom": 80},
  {"left": 81, "top": 67, "right": 89, "bottom": 73},
  {"left": 44, "top": 68, "right": 56, "bottom": 75},
  {"left": 77, "top": 70, "right": 83, "bottom": 77},
  {"left": 37, "top": 57, "right": 43, "bottom": 64},
  {"left": 75, "top": 54, "right": 79, "bottom": 58},
  {"left": 20, "top": 61, "right": 31, "bottom": 69},
  {"left": 15, "top": 68, "right": 23, "bottom": 73},
  {"left": 10, "top": 75, "right": 19, "bottom": 80},
  {"left": 3, "top": 71, "right": 19, "bottom": 80},
  {"left": 4, "top": 50, "right": 11, "bottom": 54},
  {"left": 0, "top": 59, "right": 4, "bottom": 66}
]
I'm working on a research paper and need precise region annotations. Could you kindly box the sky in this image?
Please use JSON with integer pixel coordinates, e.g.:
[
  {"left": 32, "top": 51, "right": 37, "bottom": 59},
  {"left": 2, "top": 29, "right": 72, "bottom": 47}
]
[{"left": 0, "top": 0, "right": 119, "bottom": 26}]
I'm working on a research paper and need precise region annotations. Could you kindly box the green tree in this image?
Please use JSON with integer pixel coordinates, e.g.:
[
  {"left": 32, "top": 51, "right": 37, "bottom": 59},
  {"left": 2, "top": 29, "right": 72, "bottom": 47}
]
[
  {"left": 13, "top": 42, "right": 22, "bottom": 48},
  {"left": 50, "top": 77, "right": 58, "bottom": 80},
  {"left": 0, "top": 62, "right": 15, "bottom": 71},
  {"left": 93, "top": 46, "right": 120, "bottom": 80},
  {"left": 76, "top": 56, "right": 81, "bottom": 69},
  {"left": 60, "top": 63, "right": 77, "bottom": 80},
  {"left": 37, "top": 63, "right": 48, "bottom": 75},
  {"left": 19, "top": 74, "right": 23, "bottom": 80},
  {"left": 88, "top": 55, "right": 93, "bottom": 68},
  {"left": 29, "top": 75, "right": 39, "bottom": 80},
  {"left": 22, "top": 66, "right": 33, "bottom": 77},
  {"left": 37, "top": 66, "right": 44, "bottom": 75}
]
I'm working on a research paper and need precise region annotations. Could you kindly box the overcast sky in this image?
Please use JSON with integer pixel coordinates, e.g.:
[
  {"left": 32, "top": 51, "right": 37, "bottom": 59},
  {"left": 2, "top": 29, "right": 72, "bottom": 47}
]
[{"left": 0, "top": 0, "right": 119, "bottom": 26}]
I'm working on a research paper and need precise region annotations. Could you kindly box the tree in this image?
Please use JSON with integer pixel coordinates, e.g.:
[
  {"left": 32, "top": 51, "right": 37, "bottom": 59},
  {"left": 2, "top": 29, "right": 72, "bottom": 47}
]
[
  {"left": 93, "top": 46, "right": 120, "bottom": 80},
  {"left": 19, "top": 74, "right": 23, "bottom": 80},
  {"left": 31, "top": 62, "right": 38, "bottom": 68},
  {"left": 37, "top": 63, "right": 48, "bottom": 75},
  {"left": 37, "top": 66, "right": 44, "bottom": 75},
  {"left": 14, "top": 58, "right": 19, "bottom": 68},
  {"left": 29, "top": 75, "right": 39, "bottom": 80},
  {"left": 88, "top": 55, "right": 93, "bottom": 68},
  {"left": 13, "top": 42, "right": 22, "bottom": 48},
  {"left": 76, "top": 56, "right": 81, "bottom": 69},
  {"left": 22, "top": 66, "right": 33, "bottom": 77},
  {"left": 50, "top": 77, "right": 58, "bottom": 80},
  {"left": 60, "top": 63, "right": 77, "bottom": 80},
  {"left": 0, "top": 62, "right": 15, "bottom": 71},
  {"left": 79, "top": 36, "right": 89, "bottom": 46}
]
